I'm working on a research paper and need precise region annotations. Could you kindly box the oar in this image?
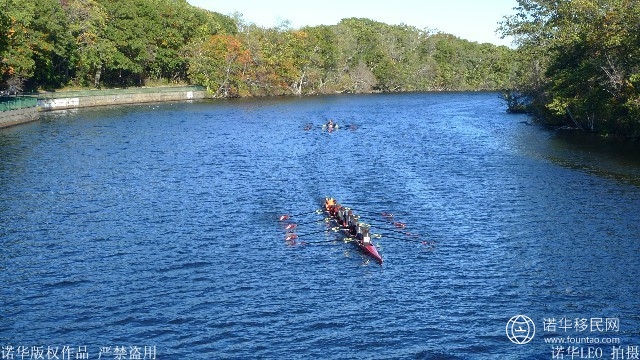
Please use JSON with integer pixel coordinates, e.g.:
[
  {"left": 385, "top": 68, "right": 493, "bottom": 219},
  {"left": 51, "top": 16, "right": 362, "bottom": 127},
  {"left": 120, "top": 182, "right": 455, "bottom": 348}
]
[
  {"left": 298, "top": 237, "right": 354, "bottom": 245},
  {"left": 284, "top": 217, "right": 330, "bottom": 230},
  {"left": 358, "top": 214, "right": 407, "bottom": 228},
  {"left": 342, "top": 207, "right": 408, "bottom": 225},
  {"left": 285, "top": 227, "right": 340, "bottom": 241},
  {"left": 339, "top": 207, "right": 384, "bottom": 216},
  {"left": 279, "top": 209, "right": 322, "bottom": 221},
  {"left": 338, "top": 206, "right": 398, "bottom": 215},
  {"left": 325, "top": 213, "right": 412, "bottom": 237},
  {"left": 363, "top": 219, "right": 422, "bottom": 237},
  {"left": 373, "top": 233, "right": 434, "bottom": 246}
]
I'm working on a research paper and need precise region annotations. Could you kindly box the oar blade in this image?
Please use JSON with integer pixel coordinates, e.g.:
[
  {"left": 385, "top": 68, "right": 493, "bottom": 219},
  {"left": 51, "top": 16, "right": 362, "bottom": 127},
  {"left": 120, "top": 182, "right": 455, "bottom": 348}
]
[
  {"left": 285, "top": 233, "right": 298, "bottom": 241},
  {"left": 393, "top": 222, "right": 406, "bottom": 228}
]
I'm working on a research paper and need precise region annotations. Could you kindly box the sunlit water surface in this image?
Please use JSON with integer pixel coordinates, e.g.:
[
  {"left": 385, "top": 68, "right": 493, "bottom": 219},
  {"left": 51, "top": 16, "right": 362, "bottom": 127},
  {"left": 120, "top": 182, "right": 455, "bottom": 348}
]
[{"left": 1, "top": 93, "right": 639, "bottom": 359}]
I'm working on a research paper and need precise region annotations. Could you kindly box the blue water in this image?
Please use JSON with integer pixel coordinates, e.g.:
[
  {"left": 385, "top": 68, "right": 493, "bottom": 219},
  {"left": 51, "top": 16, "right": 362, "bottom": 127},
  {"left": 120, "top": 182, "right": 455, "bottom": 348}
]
[{"left": 1, "top": 93, "right": 639, "bottom": 359}]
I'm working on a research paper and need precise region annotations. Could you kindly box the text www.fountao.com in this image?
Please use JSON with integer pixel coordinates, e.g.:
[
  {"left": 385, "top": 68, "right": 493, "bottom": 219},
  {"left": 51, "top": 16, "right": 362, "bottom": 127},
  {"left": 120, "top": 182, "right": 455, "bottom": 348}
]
[{"left": 544, "top": 336, "right": 621, "bottom": 344}]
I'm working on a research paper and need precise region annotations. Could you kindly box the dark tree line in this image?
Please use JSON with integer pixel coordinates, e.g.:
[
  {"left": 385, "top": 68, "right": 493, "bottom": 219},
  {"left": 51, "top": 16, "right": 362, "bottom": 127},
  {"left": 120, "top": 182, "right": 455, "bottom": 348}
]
[
  {"left": 0, "top": 0, "right": 235, "bottom": 90},
  {"left": 1, "top": 0, "right": 516, "bottom": 96}
]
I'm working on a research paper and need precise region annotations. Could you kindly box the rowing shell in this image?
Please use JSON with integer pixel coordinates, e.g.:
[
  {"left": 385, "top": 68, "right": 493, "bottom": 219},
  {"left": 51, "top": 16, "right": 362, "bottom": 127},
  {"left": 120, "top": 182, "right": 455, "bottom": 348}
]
[{"left": 323, "top": 208, "right": 383, "bottom": 264}]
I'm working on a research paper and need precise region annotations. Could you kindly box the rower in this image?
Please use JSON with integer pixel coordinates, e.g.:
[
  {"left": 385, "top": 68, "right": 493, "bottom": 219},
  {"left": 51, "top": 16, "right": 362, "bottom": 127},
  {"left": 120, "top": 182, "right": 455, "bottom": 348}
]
[
  {"left": 347, "top": 210, "right": 357, "bottom": 234},
  {"left": 361, "top": 224, "right": 372, "bottom": 245},
  {"left": 351, "top": 219, "right": 358, "bottom": 236},
  {"left": 338, "top": 207, "right": 347, "bottom": 225},
  {"left": 356, "top": 223, "right": 371, "bottom": 244},
  {"left": 344, "top": 209, "right": 352, "bottom": 227},
  {"left": 342, "top": 208, "right": 352, "bottom": 227},
  {"left": 334, "top": 205, "right": 342, "bottom": 221},
  {"left": 355, "top": 223, "right": 364, "bottom": 240},
  {"left": 326, "top": 119, "right": 339, "bottom": 131},
  {"left": 333, "top": 204, "right": 341, "bottom": 217}
]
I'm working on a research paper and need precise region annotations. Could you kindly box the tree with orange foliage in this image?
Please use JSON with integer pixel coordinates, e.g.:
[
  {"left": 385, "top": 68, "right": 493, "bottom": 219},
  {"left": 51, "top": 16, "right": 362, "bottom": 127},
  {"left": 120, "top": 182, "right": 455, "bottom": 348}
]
[
  {"left": 186, "top": 34, "right": 251, "bottom": 98},
  {"left": 241, "top": 24, "right": 314, "bottom": 96}
]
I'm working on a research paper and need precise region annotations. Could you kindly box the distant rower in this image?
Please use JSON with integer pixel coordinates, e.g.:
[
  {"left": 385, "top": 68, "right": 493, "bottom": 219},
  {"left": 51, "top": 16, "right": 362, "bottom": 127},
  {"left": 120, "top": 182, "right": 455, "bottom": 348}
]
[{"left": 324, "top": 119, "right": 339, "bottom": 132}]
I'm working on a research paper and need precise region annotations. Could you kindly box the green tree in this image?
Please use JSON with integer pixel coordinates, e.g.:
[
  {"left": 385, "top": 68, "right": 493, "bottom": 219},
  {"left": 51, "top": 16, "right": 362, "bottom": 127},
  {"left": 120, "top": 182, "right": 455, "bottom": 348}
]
[
  {"left": 0, "top": 3, "right": 10, "bottom": 74},
  {"left": 30, "top": 0, "right": 75, "bottom": 88},
  {"left": 148, "top": 0, "right": 235, "bottom": 83},
  {"left": 500, "top": 0, "right": 640, "bottom": 137},
  {"left": 63, "top": 0, "right": 115, "bottom": 87},
  {"left": 301, "top": 25, "right": 340, "bottom": 94},
  {"left": 0, "top": 0, "right": 74, "bottom": 89},
  {"left": 0, "top": 0, "right": 37, "bottom": 82}
]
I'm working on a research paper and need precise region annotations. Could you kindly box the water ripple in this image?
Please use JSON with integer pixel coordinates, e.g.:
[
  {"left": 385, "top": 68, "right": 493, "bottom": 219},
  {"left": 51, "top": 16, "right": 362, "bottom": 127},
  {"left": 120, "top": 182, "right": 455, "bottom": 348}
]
[{"left": 1, "top": 94, "right": 639, "bottom": 358}]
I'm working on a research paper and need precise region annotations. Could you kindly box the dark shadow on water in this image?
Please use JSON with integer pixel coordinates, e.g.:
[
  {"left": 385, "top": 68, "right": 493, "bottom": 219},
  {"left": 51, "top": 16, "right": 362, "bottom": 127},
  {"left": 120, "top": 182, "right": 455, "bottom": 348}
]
[{"left": 546, "top": 130, "right": 640, "bottom": 186}]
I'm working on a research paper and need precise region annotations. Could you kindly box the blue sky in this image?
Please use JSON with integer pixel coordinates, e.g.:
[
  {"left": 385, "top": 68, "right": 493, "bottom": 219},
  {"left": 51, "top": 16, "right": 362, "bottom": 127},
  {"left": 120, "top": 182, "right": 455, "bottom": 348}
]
[{"left": 186, "top": 0, "right": 518, "bottom": 46}]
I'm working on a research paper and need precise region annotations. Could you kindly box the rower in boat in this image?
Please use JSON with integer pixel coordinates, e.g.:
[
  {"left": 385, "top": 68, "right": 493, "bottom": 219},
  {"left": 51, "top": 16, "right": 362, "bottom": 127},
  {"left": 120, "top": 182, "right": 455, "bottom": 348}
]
[
  {"left": 324, "top": 119, "right": 339, "bottom": 132},
  {"left": 341, "top": 208, "right": 351, "bottom": 227},
  {"left": 347, "top": 212, "right": 358, "bottom": 236},
  {"left": 344, "top": 209, "right": 357, "bottom": 229},
  {"left": 333, "top": 204, "right": 341, "bottom": 217},
  {"left": 362, "top": 225, "right": 372, "bottom": 245},
  {"left": 340, "top": 208, "right": 348, "bottom": 227},
  {"left": 356, "top": 223, "right": 372, "bottom": 245},
  {"left": 336, "top": 207, "right": 346, "bottom": 225}
]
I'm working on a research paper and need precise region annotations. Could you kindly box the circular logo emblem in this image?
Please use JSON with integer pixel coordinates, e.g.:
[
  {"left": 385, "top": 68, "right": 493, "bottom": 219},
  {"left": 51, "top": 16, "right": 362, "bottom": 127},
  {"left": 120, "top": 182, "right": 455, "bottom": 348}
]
[{"left": 506, "top": 315, "right": 536, "bottom": 344}]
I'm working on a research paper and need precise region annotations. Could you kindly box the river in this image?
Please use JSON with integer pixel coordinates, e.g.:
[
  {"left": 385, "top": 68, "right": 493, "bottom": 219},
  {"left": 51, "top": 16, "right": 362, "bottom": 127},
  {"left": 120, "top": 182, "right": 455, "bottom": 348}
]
[{"left": 1, "top": 93, "right": 638, "bottom": 359}]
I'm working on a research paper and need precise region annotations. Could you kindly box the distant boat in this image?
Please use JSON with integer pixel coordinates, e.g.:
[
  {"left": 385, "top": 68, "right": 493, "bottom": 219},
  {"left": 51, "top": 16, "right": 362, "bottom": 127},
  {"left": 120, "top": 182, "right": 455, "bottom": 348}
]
[{"left": 322, "top": 119, "right": 339, "bottom": 132}]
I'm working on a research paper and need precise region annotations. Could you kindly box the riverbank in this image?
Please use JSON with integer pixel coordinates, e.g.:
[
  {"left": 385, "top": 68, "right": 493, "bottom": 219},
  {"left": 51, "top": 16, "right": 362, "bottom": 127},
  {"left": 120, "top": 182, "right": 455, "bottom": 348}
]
[
  {"left": 0, "top": 107, "right": 40, "bottom": 128},
  {"left": 0, "top": 85, "right": 207, "bottom": 129}
]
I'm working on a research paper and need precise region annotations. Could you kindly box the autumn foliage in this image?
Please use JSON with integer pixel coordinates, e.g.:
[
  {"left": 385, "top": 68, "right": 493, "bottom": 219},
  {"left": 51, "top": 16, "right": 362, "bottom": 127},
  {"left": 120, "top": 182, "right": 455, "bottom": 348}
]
[{"left": 0, "top": 0, "right": 516, "bottom": 97}]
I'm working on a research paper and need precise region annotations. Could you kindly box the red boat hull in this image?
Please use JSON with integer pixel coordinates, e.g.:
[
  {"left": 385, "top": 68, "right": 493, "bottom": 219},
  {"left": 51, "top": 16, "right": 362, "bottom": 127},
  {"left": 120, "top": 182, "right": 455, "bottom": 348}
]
[{"left": 356, "top": 242, "right": 383, "bottom": 264}]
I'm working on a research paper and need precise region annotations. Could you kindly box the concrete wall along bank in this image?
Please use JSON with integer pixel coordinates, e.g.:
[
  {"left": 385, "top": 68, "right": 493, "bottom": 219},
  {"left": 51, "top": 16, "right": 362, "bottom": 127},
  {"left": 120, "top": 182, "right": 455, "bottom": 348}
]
[
  {"left": 38, "top": 89, "right": 206, "bottom": 111},
  {"left": 0, "top": 88, "right": 206, "bottom": 128},
  {"left": 0, "top": 107, "right": 39, "bottom": 128}
]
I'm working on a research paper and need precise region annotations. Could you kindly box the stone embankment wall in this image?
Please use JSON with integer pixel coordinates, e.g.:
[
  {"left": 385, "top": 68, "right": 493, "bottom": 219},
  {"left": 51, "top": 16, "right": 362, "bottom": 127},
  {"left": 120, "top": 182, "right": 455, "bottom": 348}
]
[
  {"left": 0, "top": 107, "right": 40, "bottom": 128},
  {"left": 38, "top": 89, "right": 206, "bottom": 111},
  {"left": 0, "top": 87, "right": 207, "bottom": 129}
]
